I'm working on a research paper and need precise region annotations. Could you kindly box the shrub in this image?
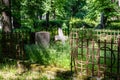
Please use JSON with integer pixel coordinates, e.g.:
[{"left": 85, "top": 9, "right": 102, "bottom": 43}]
[
  {"left": 21, "top": 18, "right": 34, "bottom": 29},
  {"left": 69, "top": 18, "right": 83, "bottom": 28},
  {"left": 106, "top": 21, "right": 120, "bottom": 30},
  {"left": 25, "top": 42, "right": 70, "bottom": 68},
  {"left": 34, "top": 20, "right": 69, "bottom": 31},
  {"left": 25, "top": 44, "right": 51, "bottom": 65},
  {"left": 83, "top": 18, "right": 96, "bottom": 28},
  {"left": 69, "top": 18, "right": 96, "bottom": 29}
]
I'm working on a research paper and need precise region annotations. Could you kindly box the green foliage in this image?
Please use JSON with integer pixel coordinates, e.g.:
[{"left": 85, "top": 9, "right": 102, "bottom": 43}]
[
  {"left": 48, "top": 20, "right": 63, "bottom": 28},
  {"left": 42, "top": 0, "right": 52, "bottom": 13},
  {"left": 62, "top": 23, "right": 68, "bottom": 29},
  {"left": 63, "top": 0, "right": 87, "bottom": 18},
  {"left": 83, "top": 18, "right": 96, "bottom": 28},
  {"left": 78, "top": 29, "right": 97, "bottom": 40},
  {"left": 1, "top": 0, "right": 119, "bottom": 30},
  {"left": 69, "top": 18, "right": 83, "bottom": 28},
  {"left": 25, "top": 42, "right": 70, "bottom": 68},
  {"left": 86, "top": 0, "right": 119, "bottom": 21},
  {"left": 34, "top": 20, "right": 69, "bottom": 30},
  {"left": 50, "top": 42, "right": 70, "bottom": 68},
  {"left": 69, "top": 18, "right": 96, "bottom": 29},
  {"left": 106, "top": 20, "right": 120, "bottom": 30},
  {"left": 0, "top": 75, "right": 3, "bottom": 79},
  {"left": 0, "top": 2, "right": 4, "bottom": 12},
  {"left": 25, "top": 45, "right": 51, "bottom": 65},
  {"left": 21, "top": 18, "right": 33, "bottom": 27}
]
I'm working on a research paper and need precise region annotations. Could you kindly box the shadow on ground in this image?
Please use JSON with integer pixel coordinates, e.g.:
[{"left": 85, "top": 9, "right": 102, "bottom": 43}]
[{"left": 55, "top": 70, "right": 73, "bottom": 80}]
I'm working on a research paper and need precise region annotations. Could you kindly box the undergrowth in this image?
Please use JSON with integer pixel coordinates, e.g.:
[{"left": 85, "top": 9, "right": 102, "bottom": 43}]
[{"left": 25, "top": 41, "right": 71, "bottom": 69}]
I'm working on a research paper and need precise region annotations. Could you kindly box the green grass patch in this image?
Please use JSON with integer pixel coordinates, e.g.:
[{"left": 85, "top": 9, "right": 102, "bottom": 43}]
[{"left": 25, "top": 41, "right": 71, "bottom": 69}]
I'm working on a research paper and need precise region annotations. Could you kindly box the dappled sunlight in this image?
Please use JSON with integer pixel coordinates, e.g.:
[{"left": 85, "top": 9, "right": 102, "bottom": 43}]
[
  {"left": 0, "top": 62, "right": 72, "bottom": 80},
  {"left": 0, "top": 0, "right": 120, "bottom": 79},
  {"left": 0, "top": 41, "right": 71, "bottom": 80},
  {"left": 0, "top": 64, "right": 17, "bottom": 79}
]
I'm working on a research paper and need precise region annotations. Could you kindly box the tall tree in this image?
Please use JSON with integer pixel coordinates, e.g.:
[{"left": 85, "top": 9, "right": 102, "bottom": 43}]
[
  {"left": 1, "top": 0, "right": 12, "bottom": 32},
  {"left": 11, "top": 0, "right": 21, "bottom": 28},
  {"left": 21, "top": 0, "right": 44, "bottom": 28},
  {"left": 43, "top": 0, "right": 52, "bottom": 28},
  {"left": 86, "top": 0, "right": 119, "bottom": 28}
]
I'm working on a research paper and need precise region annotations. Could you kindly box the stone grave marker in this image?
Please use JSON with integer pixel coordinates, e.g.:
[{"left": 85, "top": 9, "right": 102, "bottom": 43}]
[{"left": 35, "top": 31, "right": 50, "bottom": 47}]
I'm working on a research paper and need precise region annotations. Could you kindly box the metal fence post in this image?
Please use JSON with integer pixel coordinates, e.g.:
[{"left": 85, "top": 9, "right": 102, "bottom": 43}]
[{"left": 117, "top": 36, "right": 120, "bottom": 80}]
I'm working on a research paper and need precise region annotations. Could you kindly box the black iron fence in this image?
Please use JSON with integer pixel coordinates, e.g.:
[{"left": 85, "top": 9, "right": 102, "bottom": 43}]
[
  {"left": 0, "top": 28, "right": 68, "bottom": 60},
  {"left": 0, "top": 30, "right": 34, "bottom": 60}
]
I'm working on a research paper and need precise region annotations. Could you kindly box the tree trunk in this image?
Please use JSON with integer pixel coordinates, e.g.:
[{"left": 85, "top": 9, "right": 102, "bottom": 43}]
[
  {"left": 53, "top": 9, "right": 56, "bottom": 19},
  {"left": 13, "top": 17, "right": 21, "bottom": 29},
  {"left": 39, "top": 14, "right": 42, "bottom": 20},
  {"left": 46, "top": 11, "right": 49, "bottom": 30},
  {"left": 2, "top": 11, "right": 11, "bottom": 32},
  {"left": 12, "top": 0, "right": 21, "bottom": 29},
  {"left": 111, "top": 0, "right": 115, "bottom": 2},
  {"left": 1, "top": 0, "right": 12, "bottom": 32},
  {"left": 100, "top": 12, "right": 107, "bottom": 29}
]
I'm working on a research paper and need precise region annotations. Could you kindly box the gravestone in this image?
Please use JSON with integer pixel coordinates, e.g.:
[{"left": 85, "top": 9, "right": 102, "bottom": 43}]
[
  {"left": 35, "top": 31, "right": 50, "bottom": 47},
  {"left": 55, "top": 28, "right": 68, "bottom": 43}
]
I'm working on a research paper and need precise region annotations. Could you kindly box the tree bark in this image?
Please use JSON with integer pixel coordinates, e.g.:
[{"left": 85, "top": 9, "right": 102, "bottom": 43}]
[
  {"left": 1, "top": 0, "right": 12, "bottom": 32},
  {"left": 111, "top": 0, "right": 115, "bottom": 2},
  {"left": 46, "top": 11, "right": 49, "bottom": 30},
  {"left": 13, "top": 17, "right": 21, "bottom": 29},
  {"left": 100, "top": 12, "right": 107, "bottom": 29}
]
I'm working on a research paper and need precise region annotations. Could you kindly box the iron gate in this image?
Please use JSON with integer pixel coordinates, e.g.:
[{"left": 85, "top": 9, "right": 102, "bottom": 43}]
[{"left": 70, "top": 31, "right": 120, "bottom": 80}]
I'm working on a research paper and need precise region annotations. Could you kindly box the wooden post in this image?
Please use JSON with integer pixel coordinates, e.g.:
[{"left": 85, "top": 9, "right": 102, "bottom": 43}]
[
  {"left": 97, "top": 40, "right": 101, "bottom": 78},
  {"left": 110, "top": 39, "right": 113, "bottom": 77},
  {"left": 86, "top": 39, "right": 89, "bottom": 76},
  {"left": 92, "top": 39, "right": 95, "bottom": 76},
  {"left": 104, "top": 40, "right": 107, "bottom": 78}
]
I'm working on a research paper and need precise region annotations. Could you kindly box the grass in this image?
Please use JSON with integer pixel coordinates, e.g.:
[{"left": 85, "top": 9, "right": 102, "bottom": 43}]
[
  {"left": 25, "top": 41, "right": 71, "bottom": 69},
  {"left": 0, "top": 41, "right": 71, "bottom": 80},
  {"left": 0, "top": 59, "right": 71, "bottom": 80}
]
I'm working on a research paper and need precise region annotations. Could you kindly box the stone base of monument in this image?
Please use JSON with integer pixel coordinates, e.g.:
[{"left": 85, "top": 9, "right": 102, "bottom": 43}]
[{"left": 35, "top": 31, "right": 50, "bottom": 48}]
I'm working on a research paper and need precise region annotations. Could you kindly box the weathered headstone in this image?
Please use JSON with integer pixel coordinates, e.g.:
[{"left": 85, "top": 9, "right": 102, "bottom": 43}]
[{"left": 35, "top": 31, "right": 50, "bottom": 47}]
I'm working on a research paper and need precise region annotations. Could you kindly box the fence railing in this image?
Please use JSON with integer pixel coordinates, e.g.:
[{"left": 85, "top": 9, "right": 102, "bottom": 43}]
[
  {"left": 70, "top": 29, "right": 120, "bottom": 80},
  {"left": 0, "top": 30, "right": 33, "bottom": 60},
  {"left": 71, "top": 28, "right": 120, "bottom": 43},
  {"left": 0, "top": 28, "right": 69, "bottom": 60}
]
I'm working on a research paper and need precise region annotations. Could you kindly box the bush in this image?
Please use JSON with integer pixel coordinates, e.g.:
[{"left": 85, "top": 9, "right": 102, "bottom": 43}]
[
  {"left": 69, "top": 18, "right": 83, "bottom": 28},
  {"left": 21, "top": 18, "right": 34, "bottom": 29},
  {"left": 34, "top": 20, "right": 69, "bottom": 31},
  {"left": 83, "top": 19, "right": 96, "bottom": 28},
  {"left": 69, "top": 18, "right": 96, "bottom": 29},
  {"left": 106, "top": 20, "right": 120, "bottom": 30},
  {"left": 25, "top": 42, "right": 70, "bottom": 68},
  {"left": 25, "top": 44, "right": 51, "bottom": 65}
]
